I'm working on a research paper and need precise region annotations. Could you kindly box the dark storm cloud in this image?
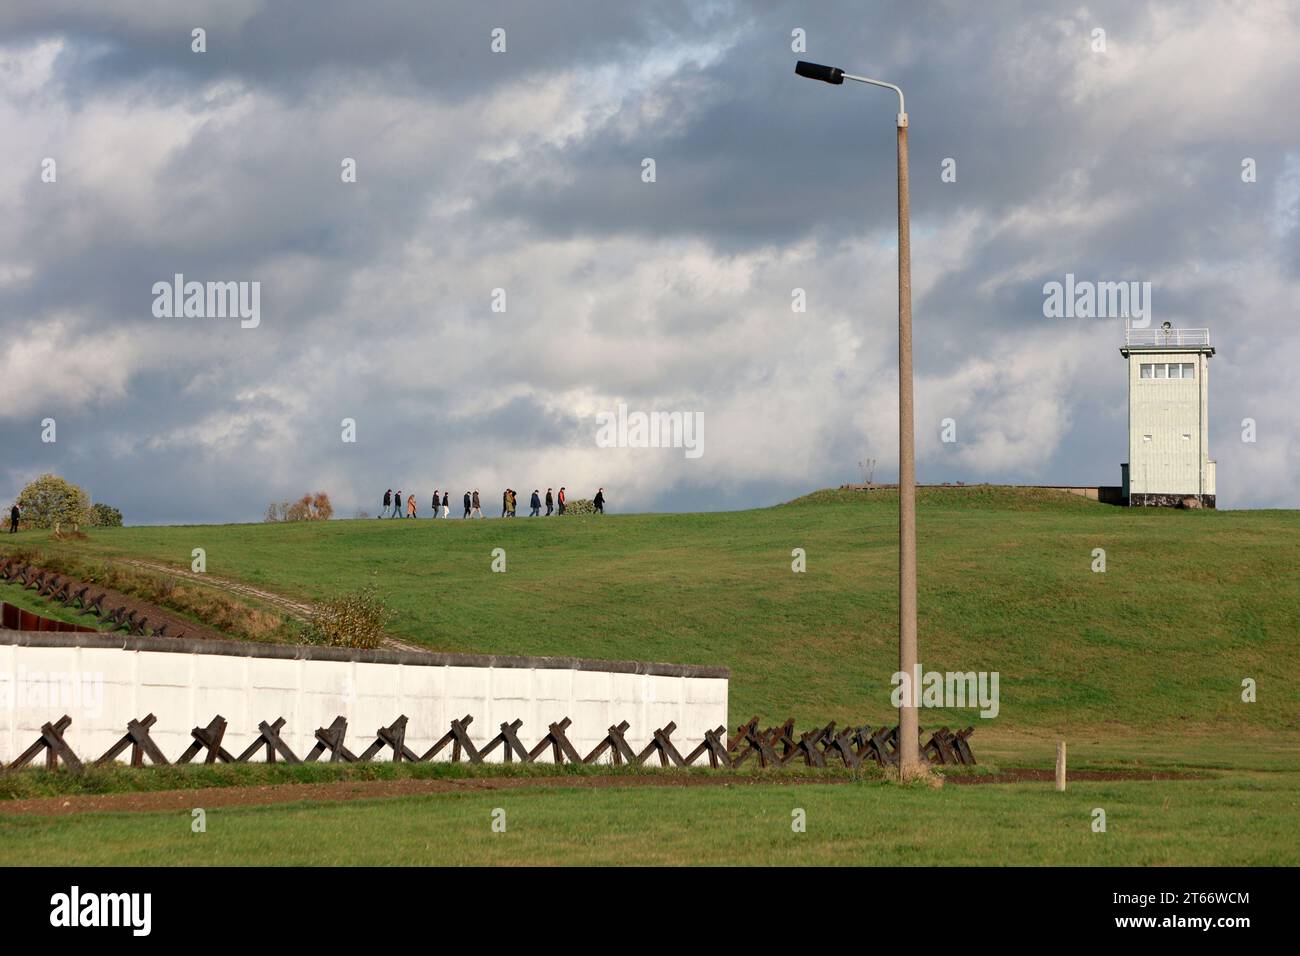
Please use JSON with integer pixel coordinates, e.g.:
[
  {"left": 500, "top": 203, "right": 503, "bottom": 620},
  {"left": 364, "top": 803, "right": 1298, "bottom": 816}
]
[
  {"left": 2, "top": 0, "right": 1298, "bottom": 521},
  {"left": 0, "top": 0, "right": 724, "bottom": 100},
  {"left": 471, "top": 1, "right": 1157, "bottom": 245}
]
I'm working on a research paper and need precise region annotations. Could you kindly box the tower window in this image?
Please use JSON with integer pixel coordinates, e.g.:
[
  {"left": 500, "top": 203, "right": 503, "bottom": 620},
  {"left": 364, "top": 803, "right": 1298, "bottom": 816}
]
[{"left": 1138, "top": 362, "right": 1196, "bottom": 379}]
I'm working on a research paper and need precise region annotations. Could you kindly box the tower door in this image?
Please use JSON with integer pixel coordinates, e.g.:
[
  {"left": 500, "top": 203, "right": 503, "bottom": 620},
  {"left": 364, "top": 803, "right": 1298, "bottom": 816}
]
[{"left": 1145, "top": 401, "right": 1200, "bottom": 494}]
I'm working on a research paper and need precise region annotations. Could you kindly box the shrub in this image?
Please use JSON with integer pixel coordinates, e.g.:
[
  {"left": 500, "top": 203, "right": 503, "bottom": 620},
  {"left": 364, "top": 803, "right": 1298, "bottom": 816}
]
[
  {"left": 563, "top": 498, "right": 596, "bottom": 515},
  {"left": 300, "top": 586, "right": 390, "bottom": 649},
  {"left": 266, "top": 491, "right": 333, "bottom": 521},
  {"left": 16, "top": 474, "right": 89, "bottom": 533},
  {"left": 88, "top": 503, "right": 123, "bottom": 527}
]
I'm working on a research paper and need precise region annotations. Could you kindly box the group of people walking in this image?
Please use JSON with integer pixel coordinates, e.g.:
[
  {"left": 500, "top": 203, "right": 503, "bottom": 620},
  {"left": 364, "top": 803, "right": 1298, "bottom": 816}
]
[
  {"left": 379, "top": 489, "right": 429, "bottom": 519},
  {"left": 379, "top": 486, "right": 605, "bottom": 519}
]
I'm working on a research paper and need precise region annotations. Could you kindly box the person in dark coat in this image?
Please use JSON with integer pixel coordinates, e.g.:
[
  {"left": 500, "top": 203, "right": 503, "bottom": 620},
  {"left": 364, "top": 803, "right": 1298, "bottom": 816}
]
[
  {"left": 463, "top": 491, "right": 472, "bottom": 518},
  {"left": 432, "top": 489, "right": 440, "bottom": 517},
  {"left": 393, "top": 490, "right": 403, "bottom": 518},
  {"left": 8, "top": 504, "right": 18, "bottom": 534},
  {"left": 502, "top": 489, "right": 510, "bottom": 518},
  {"left": 382, "top": 489, "right": 392, "bottom": 518},
  {"left": 442, "top": 491, "right": 450, "bottom": 518},
  {"left": 545, "top": 488, "right": 554, "bottom": 516},
  {"left": 471, "top": 489, "right": 481, "bottom": 518},
  {"left": 530, "top": 490, "right": 541, "bottom": 516},
  {"left": 594, "top": 488, "right": 605, "bottom": 514}
]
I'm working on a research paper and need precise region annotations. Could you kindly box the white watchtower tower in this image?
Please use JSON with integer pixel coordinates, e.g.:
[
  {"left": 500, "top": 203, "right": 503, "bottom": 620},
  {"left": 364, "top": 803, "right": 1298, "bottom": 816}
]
[{"left": 1119, "top": 323, "right": 1215, "bottom": 508}]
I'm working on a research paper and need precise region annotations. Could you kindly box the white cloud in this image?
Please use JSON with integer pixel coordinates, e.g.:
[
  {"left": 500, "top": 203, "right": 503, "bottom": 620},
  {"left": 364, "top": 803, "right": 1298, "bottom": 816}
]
[
  {"left": 2, "top": 2, "right": 1299, "bottom": 518},
  {"left": 0, "top": 317, "right": 137, "bottom": 417}
]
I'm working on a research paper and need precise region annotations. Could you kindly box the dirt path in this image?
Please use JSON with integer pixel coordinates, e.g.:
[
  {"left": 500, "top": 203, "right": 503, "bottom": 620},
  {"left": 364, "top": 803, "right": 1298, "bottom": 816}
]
[
  {"left": 1, "top": 773, "right": 857, "bottom": 816},
  {"left": 0, "top": 768, "right": 1204, "bottom": 817},
  {"left": 121, "top": 559, "right": 422, "bottom": 651},
  {"left": 122, "top": 560, "right": 315, "bottom": 619}
]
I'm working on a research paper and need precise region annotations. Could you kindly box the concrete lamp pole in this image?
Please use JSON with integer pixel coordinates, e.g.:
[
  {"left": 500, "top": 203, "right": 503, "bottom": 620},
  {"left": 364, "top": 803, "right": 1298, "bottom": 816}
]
[{"left": 794, "top": 60, "right": 920, "bottom": 774}]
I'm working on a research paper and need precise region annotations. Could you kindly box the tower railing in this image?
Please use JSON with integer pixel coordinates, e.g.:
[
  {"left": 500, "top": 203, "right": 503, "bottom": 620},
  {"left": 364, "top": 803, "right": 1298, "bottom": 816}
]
[{"left": 1124, "top": 327, "right": 1210, "bottom": 347}]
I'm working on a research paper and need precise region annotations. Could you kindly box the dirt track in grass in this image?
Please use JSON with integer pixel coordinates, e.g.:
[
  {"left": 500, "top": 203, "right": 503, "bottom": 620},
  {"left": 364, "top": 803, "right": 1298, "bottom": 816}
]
[
  {"left": 121, "top": 559, "right": 422, "bottom": 651},
  {"left": 0, "top": 768, "right": 1203, "bottom": 816}
]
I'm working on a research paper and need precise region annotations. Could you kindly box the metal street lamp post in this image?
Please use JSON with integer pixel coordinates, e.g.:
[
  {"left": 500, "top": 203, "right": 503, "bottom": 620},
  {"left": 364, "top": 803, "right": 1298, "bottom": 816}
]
[{"left": 795, "top": 60, "right": 920, "bottom": 773}]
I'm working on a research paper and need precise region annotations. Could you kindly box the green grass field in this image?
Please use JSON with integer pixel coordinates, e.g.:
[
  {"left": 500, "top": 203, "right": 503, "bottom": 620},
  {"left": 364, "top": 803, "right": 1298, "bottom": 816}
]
[
  {"left": 4, "top": 487, "right": 1296, "bottom": 736},
  {"left": 3, "top": 487, "right": 1297, "bottom": 865},
  {"left": 2, "top": 770, "right": 1295, "bottom": 866}
]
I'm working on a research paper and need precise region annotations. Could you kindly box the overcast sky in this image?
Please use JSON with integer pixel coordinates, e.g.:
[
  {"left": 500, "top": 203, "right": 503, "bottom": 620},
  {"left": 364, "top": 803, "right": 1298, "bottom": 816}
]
[{"left": 1, "top": 0, "right": 1297, "bottom": 523}]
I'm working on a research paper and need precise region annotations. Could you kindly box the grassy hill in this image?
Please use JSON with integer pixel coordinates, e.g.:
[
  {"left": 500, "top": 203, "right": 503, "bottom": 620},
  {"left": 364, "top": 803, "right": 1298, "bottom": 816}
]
[{"left": 4, "top": 487, "right": 1297, "bottom": 748}]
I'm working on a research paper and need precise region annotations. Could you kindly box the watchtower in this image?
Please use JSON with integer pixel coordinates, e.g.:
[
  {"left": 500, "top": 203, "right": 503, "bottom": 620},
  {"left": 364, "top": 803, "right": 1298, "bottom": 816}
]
[{"left": 1119, "top": 323, "right": 1215, "bottom": 507}]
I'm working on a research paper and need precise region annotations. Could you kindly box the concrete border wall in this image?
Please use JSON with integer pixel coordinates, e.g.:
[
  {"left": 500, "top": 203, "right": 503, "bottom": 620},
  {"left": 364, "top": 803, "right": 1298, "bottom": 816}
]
[{"left": 0, "top": 632, "right": 729, "bottom": 764}]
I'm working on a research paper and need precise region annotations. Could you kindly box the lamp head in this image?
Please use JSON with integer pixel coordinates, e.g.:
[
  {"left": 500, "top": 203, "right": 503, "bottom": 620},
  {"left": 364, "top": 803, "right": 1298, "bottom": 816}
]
[{"left": 795, "top": 61, "right": 844, "bottom": 85}]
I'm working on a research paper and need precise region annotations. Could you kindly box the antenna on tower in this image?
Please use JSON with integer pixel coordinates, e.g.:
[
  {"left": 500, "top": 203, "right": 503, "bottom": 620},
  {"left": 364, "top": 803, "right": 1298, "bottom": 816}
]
[{"left": 859, "top": 458, "right": 877, "bottom": 485}]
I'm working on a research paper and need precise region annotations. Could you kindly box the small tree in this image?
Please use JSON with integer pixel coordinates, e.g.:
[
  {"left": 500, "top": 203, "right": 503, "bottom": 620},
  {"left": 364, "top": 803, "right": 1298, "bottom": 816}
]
[
  {"left": 16, "top": 474, "right": 90, "bottom": 533},
  {"left": 88, "top": 503, "right": 124, "bottom": 527},
  {"left": 267, "top": 492, "right": 332, "bottom": 521},
  {"left": 284, "top": 496, "right": 311, "bottom": 521},
  {"left": 310, "top": 491, "right": 333, "bottom": 520}
]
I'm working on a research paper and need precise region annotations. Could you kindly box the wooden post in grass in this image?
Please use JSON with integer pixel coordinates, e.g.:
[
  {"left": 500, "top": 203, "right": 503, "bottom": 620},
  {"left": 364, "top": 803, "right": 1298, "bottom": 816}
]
[{"left": 1055, "top": 741, "right": 1067, "bottom": 791}]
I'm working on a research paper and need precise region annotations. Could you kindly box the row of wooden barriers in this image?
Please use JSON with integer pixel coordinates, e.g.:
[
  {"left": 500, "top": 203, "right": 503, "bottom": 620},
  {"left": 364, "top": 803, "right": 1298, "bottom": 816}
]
[
  {"left": 0, "top": 560, "right": 185, "bottom": 637},
  {"left": 5, "top": 713, "right": 976, "bottom": 774}
]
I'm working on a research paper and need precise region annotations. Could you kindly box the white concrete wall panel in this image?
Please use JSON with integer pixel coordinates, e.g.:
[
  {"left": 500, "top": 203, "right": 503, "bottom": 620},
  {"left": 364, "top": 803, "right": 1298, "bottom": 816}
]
[{"left": 0, "top": 634, "right": 729, "bottom": 766}]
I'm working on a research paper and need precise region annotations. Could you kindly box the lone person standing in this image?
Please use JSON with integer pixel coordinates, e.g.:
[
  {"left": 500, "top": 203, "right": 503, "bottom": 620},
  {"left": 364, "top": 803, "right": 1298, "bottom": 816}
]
[
  {"left": 594, "top": 488, "right": 605, "bottom": 514},
  {"left": 8, "top": 503, "right": 18, "bottom": 534}
]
